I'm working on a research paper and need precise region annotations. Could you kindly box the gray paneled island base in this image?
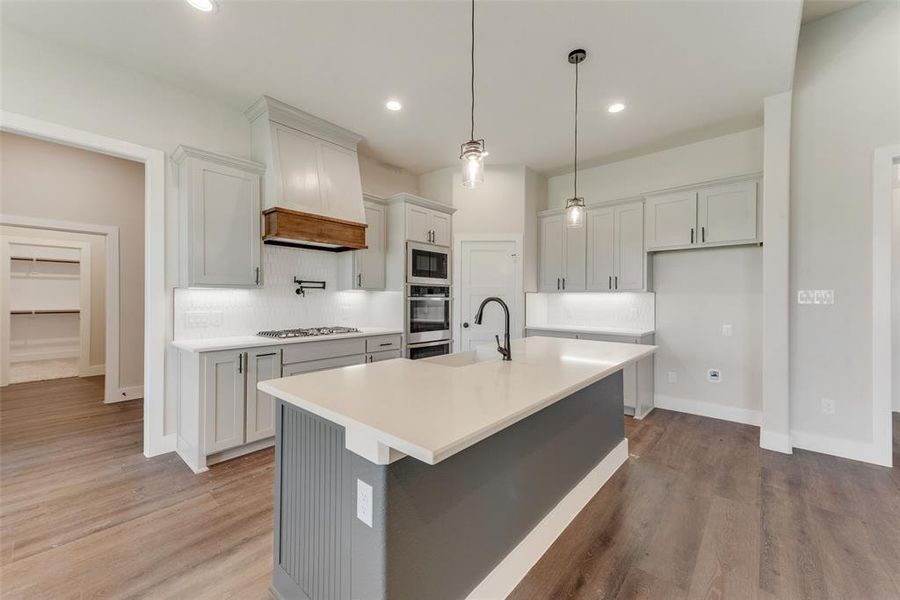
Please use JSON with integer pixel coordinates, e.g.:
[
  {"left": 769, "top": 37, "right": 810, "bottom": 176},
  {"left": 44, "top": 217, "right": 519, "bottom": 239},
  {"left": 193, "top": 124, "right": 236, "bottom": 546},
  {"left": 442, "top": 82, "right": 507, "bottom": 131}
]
[{"left": 260, "top": 337, "right": 657, "bottom": 600}]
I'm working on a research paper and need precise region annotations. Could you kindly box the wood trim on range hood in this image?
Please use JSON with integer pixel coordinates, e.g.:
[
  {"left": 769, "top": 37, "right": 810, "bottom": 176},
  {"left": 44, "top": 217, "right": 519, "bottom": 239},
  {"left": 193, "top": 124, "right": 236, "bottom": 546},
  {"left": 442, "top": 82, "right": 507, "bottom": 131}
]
[{"left": 262, "top": 207, "right": 367, "bottom": 252}]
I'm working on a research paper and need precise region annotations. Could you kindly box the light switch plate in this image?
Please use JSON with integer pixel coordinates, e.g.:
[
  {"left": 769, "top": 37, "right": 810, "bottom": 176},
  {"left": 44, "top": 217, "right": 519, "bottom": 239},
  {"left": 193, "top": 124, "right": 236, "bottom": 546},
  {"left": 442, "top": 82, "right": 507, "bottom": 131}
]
[
  {"left": 356, "top": 479, "right": 373, "bottom": 527},
  {"left": 722, "top": 324, "right": 733, "bottom": 337},
  {"left": 797, "top": 290, "right": 814, "bottom": 305},
  {"left": 814, "top": 290, "right": 834, "bottom": 305}
]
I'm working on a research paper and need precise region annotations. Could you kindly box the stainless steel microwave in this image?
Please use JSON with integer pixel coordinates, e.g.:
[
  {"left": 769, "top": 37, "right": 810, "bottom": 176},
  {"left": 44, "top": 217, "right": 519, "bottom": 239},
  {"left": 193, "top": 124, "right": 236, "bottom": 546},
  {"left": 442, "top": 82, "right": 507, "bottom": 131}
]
[{"left": 407, "top": 241, "right": 450, "bottom": 286}]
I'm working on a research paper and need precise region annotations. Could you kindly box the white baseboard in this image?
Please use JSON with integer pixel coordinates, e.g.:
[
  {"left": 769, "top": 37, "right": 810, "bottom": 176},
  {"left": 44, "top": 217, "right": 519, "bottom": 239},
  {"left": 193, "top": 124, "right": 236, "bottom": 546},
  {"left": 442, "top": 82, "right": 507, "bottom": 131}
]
[
  {"left": 791, "top": 429, "right": 891, "bottom": 467},
  {"left": 759, "top": 429, "right": 792, "bottom": 454},
  {"left": 654, "top": 394, "right": 762, "bottom": 426},
  {"left": 466, "top": 439, "right": 629, "bottom": 600},
  {"left": 106, "top": 384, "right": 143, "bottom": 403},
  {"left": 80, "top": 364, "right": 105, "bottom": 377}
]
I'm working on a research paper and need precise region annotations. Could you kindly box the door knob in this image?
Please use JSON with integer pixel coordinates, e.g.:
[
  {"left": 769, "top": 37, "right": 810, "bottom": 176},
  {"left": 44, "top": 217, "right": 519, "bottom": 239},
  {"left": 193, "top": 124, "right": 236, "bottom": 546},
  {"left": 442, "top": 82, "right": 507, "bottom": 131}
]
[{"left": 463, "top": 322, "right": 469, "bottom": 328}]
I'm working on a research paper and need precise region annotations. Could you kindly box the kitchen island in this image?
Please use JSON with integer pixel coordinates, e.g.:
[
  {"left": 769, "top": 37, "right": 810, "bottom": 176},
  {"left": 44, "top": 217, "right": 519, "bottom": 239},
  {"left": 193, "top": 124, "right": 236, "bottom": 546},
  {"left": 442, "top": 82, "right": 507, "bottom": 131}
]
[{"left": 259, "top": 336, "right": 656, "bottom": 600}]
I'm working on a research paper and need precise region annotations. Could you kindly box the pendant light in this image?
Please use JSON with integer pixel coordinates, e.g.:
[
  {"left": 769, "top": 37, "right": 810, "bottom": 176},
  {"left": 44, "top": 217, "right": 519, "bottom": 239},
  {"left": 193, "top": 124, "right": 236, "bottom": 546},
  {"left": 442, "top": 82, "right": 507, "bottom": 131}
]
[
  {"left": 565, "top": 49, "right": 586, "bottom": 228},
  {"left": 460, "top": 0, "right": 487, "bottom": 188}
]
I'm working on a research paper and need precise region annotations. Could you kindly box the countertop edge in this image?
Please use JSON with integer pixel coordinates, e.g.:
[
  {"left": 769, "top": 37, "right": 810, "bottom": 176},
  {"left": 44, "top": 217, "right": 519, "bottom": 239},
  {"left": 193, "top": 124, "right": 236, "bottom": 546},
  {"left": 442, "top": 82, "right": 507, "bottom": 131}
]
[
  {"left": 171, "top": 328, "right": 404, "bottom": 352},
  {"left": 260, "top": 343, "right": 657, "bottom": 466},
  {"left": 525, "top": 325, "right": 656, "bottom": 337}
]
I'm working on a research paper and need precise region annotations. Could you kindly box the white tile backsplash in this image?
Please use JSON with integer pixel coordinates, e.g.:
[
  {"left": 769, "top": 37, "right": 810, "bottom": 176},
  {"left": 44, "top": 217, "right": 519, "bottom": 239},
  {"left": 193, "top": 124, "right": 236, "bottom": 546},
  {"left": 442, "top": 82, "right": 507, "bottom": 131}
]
[
  {"left": 174, "top": 245, "right": 402, "bottom": 340},
  {"left": 526, "top": 292, "right": 655, "bottom": 331}
]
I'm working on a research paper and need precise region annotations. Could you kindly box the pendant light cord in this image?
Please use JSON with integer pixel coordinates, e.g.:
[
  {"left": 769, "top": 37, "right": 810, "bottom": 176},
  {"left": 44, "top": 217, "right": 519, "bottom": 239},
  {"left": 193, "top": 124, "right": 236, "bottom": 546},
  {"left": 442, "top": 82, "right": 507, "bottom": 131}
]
[
  {"left": 470, "top": 0, "right": 476, "bottom": 142},
  {"left": 573, "top": 58, "right": 579, "bottom": 198}
]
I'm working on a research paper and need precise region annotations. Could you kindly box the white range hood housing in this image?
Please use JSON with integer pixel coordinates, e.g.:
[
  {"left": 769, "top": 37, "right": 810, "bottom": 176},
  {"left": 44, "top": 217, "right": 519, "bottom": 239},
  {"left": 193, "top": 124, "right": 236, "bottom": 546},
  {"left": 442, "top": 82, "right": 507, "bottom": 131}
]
[{"left": 245, "top": 96, "right": 368, "bottom": 250}]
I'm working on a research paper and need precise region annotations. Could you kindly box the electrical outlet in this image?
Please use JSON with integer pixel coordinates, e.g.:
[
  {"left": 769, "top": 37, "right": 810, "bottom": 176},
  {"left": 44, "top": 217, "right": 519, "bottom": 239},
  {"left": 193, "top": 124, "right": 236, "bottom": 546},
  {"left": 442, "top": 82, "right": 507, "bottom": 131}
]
[
  {"left": 356, "top": 479, "right": 373, "bottom": 527},
  {"left": 797, "top": 290, "right": 814, "bottom": 305},
  {"left": 667, "top": 371, "right": 678, "bottom": 384},
  {"left": 185, "top": 312, "right": 209, "bottom": 328},
  {"left": 820, "top": 398, "right": 836, "bottom": 415},
  {"left": 722, "top": 324, "right": 733, "bottom": 337},
  {"left": 707, "top": 369, "right": 722, "bottom": 383},
  {"left": 814, "top": 290, "right": 835, "bottom": 305}
]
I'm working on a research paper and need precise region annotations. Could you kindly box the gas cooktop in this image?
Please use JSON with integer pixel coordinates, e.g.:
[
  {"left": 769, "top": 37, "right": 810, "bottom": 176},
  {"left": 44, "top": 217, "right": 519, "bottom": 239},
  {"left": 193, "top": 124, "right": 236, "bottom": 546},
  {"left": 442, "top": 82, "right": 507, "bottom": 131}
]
[{"left": 256, "top": 326, "right": 362, "bottom": 339}]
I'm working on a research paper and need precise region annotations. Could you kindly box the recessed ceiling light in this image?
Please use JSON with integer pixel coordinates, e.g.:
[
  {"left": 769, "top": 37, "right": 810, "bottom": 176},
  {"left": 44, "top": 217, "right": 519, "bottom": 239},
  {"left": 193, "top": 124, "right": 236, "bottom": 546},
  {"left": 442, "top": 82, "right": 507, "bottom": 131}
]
[
  {"left": 385, "top": 100, "right": 402, "bottom": 112},
  {"left": 186, "top": 0, "right": 217, "bottom": 12},
  {"left": 607, "top": 103, "right": 626, "bottom": 113}
]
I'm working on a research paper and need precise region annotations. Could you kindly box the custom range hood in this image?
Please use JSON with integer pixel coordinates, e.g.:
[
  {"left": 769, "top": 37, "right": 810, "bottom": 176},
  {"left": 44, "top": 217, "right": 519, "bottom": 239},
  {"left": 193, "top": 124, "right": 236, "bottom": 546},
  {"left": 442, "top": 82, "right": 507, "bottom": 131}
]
[{"left": 245, "top": 96, "right": 367, "bottom": 251}]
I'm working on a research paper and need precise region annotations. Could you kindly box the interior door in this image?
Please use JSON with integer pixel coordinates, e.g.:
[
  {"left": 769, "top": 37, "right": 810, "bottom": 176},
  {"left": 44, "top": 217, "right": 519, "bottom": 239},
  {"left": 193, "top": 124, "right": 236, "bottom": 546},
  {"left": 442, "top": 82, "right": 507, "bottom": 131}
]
[
  {"left": 697, "top": 180, "right": 758, "bottom": 245},
  {"left": 644, "top": 191, "right": 697, "bottom": 250},
  {"left": 191, "top": 159, "right": 261, "bottom": 287},
  {"left": 405, "top": 204, "right": 431, "bottom": 243},
  {"left": 245, "top": 349, "right": 280, "bottom": 443},
  {"left": 614, "top": 202, "right": 645, "bottom": 291},
  {"left": 356, "top": 203, "right": 385, "bottom": 289},
  {"left": 539, "top": 214, "right": 564, "bottom": 291},
  {"left": 564, "top": 224, "right": 586, "bottom": 291},
  {"left": 586, "top": 207, "right": 615, "bottom": 291},
  {"left": 458, "top": 239, "right": 519, "bottom": 352},
  {"left": 430, "top": 211, "right": 452, "bottom": 247}
]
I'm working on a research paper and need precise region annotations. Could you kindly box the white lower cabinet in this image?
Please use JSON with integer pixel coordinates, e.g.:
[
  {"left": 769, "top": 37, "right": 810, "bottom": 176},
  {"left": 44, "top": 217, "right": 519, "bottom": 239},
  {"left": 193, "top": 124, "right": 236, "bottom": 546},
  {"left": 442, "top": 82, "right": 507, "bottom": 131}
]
[
  {"left": 176, "top": 333, "right": 403, "bottom": 473},
  {"left": 525, "top": 328, "right": 655, "bottom": 418},
  {"left": 245, "top": 349, "right": 281, "bottom": 443}
]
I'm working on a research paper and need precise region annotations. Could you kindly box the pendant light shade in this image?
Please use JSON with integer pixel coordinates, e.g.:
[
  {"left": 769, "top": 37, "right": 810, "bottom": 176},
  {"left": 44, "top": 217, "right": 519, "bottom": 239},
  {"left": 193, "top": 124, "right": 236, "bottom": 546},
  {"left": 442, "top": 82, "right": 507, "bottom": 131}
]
[
  {"left": 566, "top": 49, "right": 586, "bottom": 228},
  {"left": 460, "top": 0, "right": 486, "bottom": 188}
]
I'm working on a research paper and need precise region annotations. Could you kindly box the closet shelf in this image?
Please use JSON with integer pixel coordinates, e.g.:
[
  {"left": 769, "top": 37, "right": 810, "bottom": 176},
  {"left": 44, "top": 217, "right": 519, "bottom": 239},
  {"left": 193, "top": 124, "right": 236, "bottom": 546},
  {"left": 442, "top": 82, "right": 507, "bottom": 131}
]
[
  {"left": 10, "top": 309, "right": 81, "bottom": 315},
  {"left": 10, "top": 256, "right": 80, "bottom": 265}
]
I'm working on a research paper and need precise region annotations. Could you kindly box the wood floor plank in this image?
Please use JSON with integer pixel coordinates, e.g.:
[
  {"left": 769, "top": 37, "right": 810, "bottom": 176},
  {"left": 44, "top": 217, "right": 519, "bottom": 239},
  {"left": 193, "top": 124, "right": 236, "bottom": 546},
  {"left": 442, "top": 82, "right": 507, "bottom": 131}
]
[{"left": 2, "top": 380, "right": 897, "bottom": 599}]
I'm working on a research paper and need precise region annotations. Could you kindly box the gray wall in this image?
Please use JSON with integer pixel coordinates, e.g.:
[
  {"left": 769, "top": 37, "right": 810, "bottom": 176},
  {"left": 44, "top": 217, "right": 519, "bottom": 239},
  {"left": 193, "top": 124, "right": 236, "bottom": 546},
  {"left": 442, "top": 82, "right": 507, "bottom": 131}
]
[{"left": 789, "top": 1, "right": 900, "bottom": 446}]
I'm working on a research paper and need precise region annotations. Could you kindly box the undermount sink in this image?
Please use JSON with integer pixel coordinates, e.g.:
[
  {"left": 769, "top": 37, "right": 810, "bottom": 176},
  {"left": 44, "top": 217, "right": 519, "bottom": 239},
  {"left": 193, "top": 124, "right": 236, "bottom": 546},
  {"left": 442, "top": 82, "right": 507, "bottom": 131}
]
[{"left": 424, "top": 344, "right": 503, "bottom": 367}]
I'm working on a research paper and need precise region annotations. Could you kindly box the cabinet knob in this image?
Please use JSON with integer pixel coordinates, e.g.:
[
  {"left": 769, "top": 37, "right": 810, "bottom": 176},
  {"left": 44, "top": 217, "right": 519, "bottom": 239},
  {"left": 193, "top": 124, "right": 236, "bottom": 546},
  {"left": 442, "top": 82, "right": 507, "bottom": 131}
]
[{"left": 462, "top": 322, "right": 469, "bottom": 328}]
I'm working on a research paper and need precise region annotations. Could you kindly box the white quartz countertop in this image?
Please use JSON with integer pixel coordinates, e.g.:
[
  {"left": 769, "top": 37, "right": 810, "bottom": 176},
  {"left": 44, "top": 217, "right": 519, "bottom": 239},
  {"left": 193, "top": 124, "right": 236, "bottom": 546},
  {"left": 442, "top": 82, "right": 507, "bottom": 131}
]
[
  {"left": 171, "top": 328, "right": 403, "bottom": 352},
  {"left": 258, "top": 336, "right": 657, "bottom": 466},
  {"left": 525, "top": 324, "right": 655, "bottom": 337}
]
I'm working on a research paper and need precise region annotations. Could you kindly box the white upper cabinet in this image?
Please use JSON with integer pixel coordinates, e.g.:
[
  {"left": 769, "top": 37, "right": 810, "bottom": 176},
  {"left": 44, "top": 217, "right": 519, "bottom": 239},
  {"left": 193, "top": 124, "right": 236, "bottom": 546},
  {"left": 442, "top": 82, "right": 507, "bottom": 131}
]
[
  {"left": 339, "top": 201, "right": 386, "bottom": 290},
  {"left": 431, "top": 212, "right": 452, "bottom": 247},
  {"left": 174, "top": 146, "right": 264, "bottom": 288},
  {"left": 405, "top": 203, "right": 432, "bottom": 244},
  {"left": 697, "top": 180, "right": 758, "bottom": 245},
  {"left": 585, "top": 201, "right": 644, "bottom": 292},
  {"left": 645, "top": 177, "right": 760, "bottom": 251},
  {"left": 564, "top": 222, "right": 586, "bottom": 291},
  {"left": 644, "top": 190, "right": 698, "bottom": 251},
  {"left": 405, "top": 203, "right": 451, "bottom": 246},
  {"left": 539, "top": 213, "right": 586, "bottom": 292},
  {"left": 614, "top": 202, "right": 645, "bottom": 291},
  {"left": 586, "top": 207, "right": 615, "bottom": 291},
  {"left": 539, "top": 214, "right": 565, "bottom": 291}
]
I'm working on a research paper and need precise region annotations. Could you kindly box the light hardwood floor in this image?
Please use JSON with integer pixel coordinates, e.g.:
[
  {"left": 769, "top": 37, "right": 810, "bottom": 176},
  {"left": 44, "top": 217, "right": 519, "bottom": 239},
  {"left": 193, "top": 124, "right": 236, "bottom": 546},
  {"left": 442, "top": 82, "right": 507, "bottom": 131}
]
[{"left": 1, "top": 375, "right": 898, "bottom": 599}]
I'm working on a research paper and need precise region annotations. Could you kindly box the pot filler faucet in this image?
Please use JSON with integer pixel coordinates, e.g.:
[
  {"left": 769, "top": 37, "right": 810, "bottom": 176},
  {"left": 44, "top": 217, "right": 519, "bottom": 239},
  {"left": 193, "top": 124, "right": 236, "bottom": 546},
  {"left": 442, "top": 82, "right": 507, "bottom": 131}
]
[{"left": 473, "top": 297, "right": 512, "bottom": 361}]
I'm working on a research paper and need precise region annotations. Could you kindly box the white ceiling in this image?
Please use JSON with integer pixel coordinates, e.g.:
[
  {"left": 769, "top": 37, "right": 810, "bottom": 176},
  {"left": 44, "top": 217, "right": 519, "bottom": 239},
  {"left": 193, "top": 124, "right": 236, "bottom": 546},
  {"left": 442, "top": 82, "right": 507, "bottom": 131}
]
[{"left": 1, "top": 1, "right": 802, "bottom": 175}]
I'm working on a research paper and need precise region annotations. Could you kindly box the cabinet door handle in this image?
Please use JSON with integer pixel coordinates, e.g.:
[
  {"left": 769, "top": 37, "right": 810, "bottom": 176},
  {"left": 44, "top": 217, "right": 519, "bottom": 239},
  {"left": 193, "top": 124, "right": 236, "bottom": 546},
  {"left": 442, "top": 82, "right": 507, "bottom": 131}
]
[
  {"left": 690, "top": 228, "right": 695, "bottom": 244},
  {"left": 615, "top": 275, "right": 618, "bottom": 290},
  {"left": 237, "top": 352, "right": 243, "bottom": 374},
  {"left": 379, "top": 342, "right": 393, "bottom": 347},
  {"left": 701, "top": 226, "right": 706, "bottom": 243},
  {"left": 609, "top": 275, "right": 612, "bottom": 290},
  {"left": 358, "top": 273, "right": 362, "bottom": 288},
  {"left": 256, "top": 352, "right": 276, "bottom": 357},
  {"left": 557, "top": 278, "right": 560, "bottom": 290},
  {"left": 255, "top": 267, "right": 260, "bottom": 285},
  {"left": 562, "top": 277, "right": 566, "bottom": 290}
]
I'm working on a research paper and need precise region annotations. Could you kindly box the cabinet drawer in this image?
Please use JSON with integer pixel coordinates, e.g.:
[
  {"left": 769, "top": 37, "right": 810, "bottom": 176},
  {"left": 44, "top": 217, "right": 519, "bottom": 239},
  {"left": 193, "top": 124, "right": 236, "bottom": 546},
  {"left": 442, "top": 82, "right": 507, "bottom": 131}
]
[
  {"left": 281, "top": 338, "right": 366, "bottom": 364},
  {"left": 282, "top": 353, "right": 365, "bottom": 376},
  {"left": 365, "top": 335, "right": 402, "bottom": 353}
]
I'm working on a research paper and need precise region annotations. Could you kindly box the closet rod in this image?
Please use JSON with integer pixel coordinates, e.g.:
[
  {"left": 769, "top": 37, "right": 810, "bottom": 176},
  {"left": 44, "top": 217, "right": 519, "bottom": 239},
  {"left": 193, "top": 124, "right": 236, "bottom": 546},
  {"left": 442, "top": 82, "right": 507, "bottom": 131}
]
[
  {"left": 10, "top": 256, "right": 80, "bottom": 265},
  {"left": 10, "top": 309, "right": 81, "bottom": 315}
]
